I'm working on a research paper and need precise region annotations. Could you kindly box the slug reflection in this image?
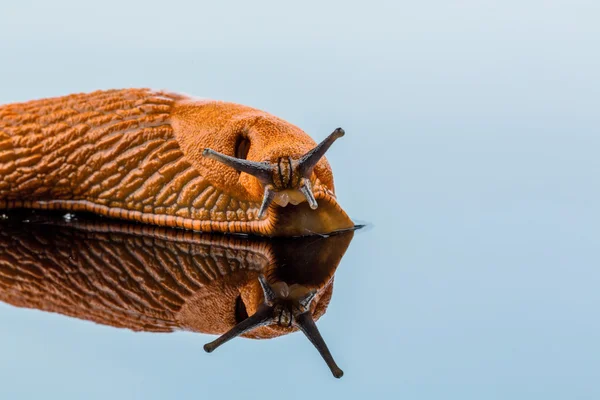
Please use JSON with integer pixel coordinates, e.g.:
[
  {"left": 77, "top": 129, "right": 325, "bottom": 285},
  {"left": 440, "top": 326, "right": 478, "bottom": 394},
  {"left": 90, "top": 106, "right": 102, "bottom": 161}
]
[{"left": 0, "top": 211, "right": 354, "bottom": 378}]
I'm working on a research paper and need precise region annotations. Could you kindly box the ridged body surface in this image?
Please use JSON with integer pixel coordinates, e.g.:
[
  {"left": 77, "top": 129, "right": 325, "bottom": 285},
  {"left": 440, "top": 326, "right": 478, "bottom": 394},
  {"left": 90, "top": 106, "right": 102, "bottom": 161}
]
[{"left": 0, "top": 89, "right": 352, "bottom": 236}]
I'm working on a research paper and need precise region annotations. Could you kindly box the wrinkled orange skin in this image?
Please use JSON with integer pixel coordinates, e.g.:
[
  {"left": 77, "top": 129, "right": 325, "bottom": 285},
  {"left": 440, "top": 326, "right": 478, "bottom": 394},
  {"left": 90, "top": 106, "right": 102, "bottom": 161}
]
[{"left": 0, "top": 89, "right": 353, "bottom": 236}]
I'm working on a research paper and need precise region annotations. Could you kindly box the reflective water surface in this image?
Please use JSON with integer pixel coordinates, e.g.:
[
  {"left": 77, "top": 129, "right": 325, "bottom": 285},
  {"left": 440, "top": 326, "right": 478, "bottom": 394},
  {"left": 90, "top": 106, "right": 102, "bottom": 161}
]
[
  {"left": 2, "top": 1, "right": 600, "bottom": 399},
  {"left": 0, "top": 211, "right": 354, "bottom": 378}
]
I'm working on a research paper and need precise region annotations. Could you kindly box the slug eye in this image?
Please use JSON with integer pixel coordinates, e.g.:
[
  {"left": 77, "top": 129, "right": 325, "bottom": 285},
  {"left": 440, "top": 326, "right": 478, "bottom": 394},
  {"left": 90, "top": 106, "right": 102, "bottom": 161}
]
[
  {"left": 234, "top": 135, "right": 251, "bottom": 160},
  {"left": 234, "top": 294, "right": 249, "bottom": 323}
]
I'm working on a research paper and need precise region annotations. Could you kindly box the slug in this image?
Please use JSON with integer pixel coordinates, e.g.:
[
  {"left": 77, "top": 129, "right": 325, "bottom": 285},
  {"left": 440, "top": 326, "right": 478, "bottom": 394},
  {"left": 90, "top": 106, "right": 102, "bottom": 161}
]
[
  {"left": 0, "top": 211, "right": 354, "bottom": 377},
  {"left": 0, "top": 89, "right": 353, "bottom": 236}
]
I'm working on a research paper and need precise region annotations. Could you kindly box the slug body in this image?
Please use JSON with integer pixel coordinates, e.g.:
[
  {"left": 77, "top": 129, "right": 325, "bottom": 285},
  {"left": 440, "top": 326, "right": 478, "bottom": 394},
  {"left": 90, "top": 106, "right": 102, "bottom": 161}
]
[{"left": 0, "top": 89, "right": 353, "bottom": 236}]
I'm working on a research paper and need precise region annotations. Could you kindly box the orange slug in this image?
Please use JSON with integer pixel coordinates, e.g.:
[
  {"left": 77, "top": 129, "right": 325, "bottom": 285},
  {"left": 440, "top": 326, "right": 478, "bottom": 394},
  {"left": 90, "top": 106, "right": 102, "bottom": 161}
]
[
  {"left": 0, "top": 89, "right": 354, "bottom": 236},
  {"left": 0, "top": 212, "right": 354, "bottom": 377}
]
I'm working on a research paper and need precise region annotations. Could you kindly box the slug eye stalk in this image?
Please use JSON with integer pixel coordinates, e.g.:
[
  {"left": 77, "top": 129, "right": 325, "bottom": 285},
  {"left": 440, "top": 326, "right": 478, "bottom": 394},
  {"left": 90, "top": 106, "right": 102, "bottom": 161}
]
[
  {"left": 202, "top": 128, "right": 345, "bottom": 218},
  {"left": 203, "top": 275, "right": 344, "bottom": 379}
]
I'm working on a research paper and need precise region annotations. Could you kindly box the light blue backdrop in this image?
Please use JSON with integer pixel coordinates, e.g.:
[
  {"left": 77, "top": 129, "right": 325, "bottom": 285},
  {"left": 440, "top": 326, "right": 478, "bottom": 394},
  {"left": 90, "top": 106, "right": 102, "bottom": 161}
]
[{"left": 1, "top": 1, "right": 599, "bottom": 399}]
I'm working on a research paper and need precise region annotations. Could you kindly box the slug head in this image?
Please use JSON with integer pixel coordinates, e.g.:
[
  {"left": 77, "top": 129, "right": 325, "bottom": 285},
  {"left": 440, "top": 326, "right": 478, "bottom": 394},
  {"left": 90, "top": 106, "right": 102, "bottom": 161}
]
[
  {"left": 203, "top": 274, "right": 344, "bottom": 379},
  {"left": 202, "top": 128, "right": 345, "bottom": 219},
  {"left": 170, "top": 100, "right": 354, "bottom": 236}
]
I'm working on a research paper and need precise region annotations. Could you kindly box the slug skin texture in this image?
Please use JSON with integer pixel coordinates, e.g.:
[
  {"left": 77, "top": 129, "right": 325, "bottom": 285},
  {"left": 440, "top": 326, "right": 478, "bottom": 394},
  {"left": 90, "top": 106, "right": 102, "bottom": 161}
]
[{"left": 0, "top": 89, "right": 354, "bottom": 236}]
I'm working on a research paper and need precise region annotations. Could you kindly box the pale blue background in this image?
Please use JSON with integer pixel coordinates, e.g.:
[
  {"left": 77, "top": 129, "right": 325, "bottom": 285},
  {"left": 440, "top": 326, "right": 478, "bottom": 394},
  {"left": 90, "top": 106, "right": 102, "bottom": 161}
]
[{"left": 1, "top": 1, "right": 599, "bottom": 399}]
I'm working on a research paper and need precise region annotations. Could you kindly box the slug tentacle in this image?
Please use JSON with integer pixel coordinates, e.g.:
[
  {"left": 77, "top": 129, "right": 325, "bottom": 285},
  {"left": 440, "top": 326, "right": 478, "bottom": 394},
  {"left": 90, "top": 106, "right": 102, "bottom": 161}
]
[
  {"left": 257, "top": 185, "right": 276, "bottom": 219},
  {"left": 202, "top": 128, "right": 345, "bottom": 217},
  {"left": 299, "top": 178, "right": 318, "bottom": 210},
  {"left": 295, "top": 312, "right": 344, "bottom": 379},
  {"left": 203, "top": 304, "right": 272, "bottom": 353},
  {"left": 257, "top": 273, "right": 277, "bottom": 305},
  {"left": 203, "top": 274, "right": 343, "bottom": 378},
  {"left": 297, "top": 128, "right": 345, "bottom": 177},
  {"left": 202, "top": 148, "right": 272, "bottom": 183}
]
